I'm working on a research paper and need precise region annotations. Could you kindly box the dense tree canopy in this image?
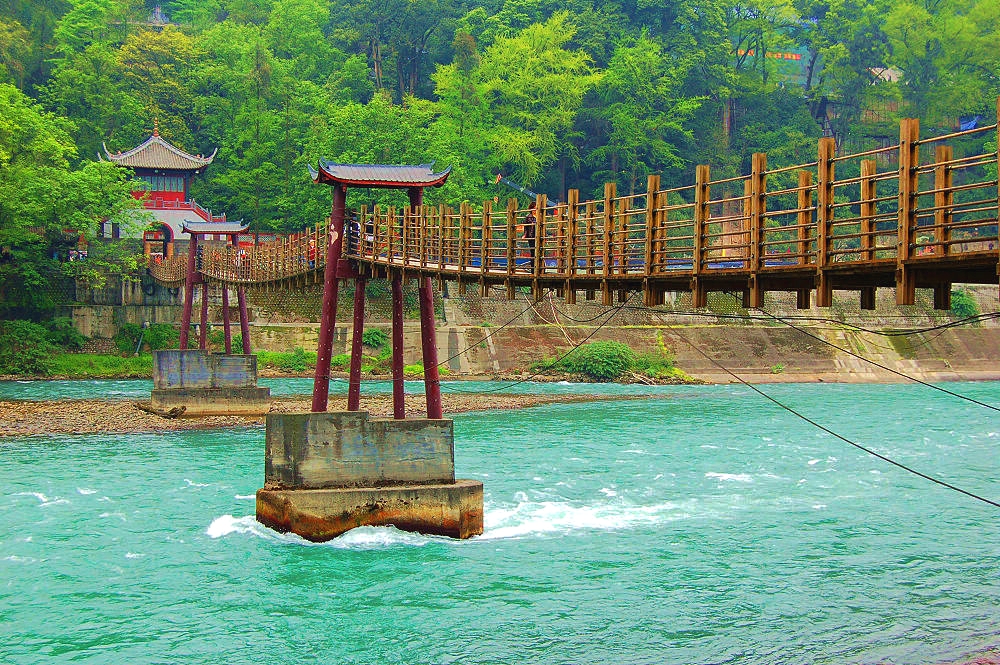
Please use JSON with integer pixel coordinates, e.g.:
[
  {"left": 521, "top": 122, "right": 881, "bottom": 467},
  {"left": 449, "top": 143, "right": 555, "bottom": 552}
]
[
  {"left": 1, "top": 0, "right": 996, "bottom": 239},
  {"left": 0, "top": 83, "right": 139, "bottom": 318}
]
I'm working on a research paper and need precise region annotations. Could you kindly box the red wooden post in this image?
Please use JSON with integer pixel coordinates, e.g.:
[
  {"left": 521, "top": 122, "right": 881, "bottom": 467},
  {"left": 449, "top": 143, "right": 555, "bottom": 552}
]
[
  {"left": 199, "top": 281, "right": 209, "bottom": 350},
  {"left": 311, "top": 184, "right": 347, "bottom": 413},
  {"left": 419, "top": 276, "right": 443, "bottom": 419},
  {"left": 391, "top": 275, "right": 405, "bottom": 419},
  {"left": 222, "top": 283, "right": 232, "bottom": 354},
  {"left": 179, "top": 233, "right": 199, "bottom": 349},
  {"left": 237, "top": 286, "right": 251, "bottom": 354},
  {"left": 348, "top": 276, "right": 367, "bottom": 411}
]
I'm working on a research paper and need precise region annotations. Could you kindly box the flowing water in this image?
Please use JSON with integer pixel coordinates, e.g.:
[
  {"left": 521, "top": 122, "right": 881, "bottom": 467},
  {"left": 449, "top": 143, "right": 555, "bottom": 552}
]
[{"left": 2, "top": 381, "right": 998, "bottom": 664}]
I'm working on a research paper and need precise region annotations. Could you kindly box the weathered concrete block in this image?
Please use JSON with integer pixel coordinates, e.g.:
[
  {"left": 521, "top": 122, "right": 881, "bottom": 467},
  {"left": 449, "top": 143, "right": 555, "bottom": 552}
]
[
  {"left": 151, "top": 387, "right": 272, "bottom": 416},
  {"left": 153, "top": 349, "right": 259, "bottom": 390},
  {"left": 154, "top": 349, "right": 212, "bottom": 389},
  {"left": 264, "top": 412, "right": 455, "bottom": 489},
  {"left": 212, "top": 354, "right": 258, "bottom": 388},
  {"left": 256, "top": 480, "right": 484, "bottom": 541}
]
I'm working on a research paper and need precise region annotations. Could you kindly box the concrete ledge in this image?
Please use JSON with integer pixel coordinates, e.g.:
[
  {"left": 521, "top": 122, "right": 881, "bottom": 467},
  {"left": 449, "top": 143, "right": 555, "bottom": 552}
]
[
  {"left": 256, "top": 480, "right": 484, "bottom": 541},
  {"left": 151, "top": 387, "right": 271, "bottom": 416},
  {"left": 265, "top": 412, "right": 455, "bottom": 489}
]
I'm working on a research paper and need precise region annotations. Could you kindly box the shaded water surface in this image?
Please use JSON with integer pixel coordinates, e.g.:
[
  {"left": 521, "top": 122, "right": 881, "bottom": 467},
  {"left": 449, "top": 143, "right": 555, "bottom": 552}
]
[{"left": 2, "top": 382, "right": 998, "bottom": 664}]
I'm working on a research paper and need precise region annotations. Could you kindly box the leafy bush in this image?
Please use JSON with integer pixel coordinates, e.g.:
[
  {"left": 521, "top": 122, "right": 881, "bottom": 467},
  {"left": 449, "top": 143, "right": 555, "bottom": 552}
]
[
  {"left": 114, "top": 322, "right": 143, "bottom": 354},
  {"left": 145, "top": 324, "right": 179, "bottom": 351},
  {"left": 403, "top": 363, "right": 424, "bottom": 376},
  {"left": 361, "top": 328, "right": 389, "bottom": 349},
  {"left": 257, "top": 347, "right": 316, "bottom": 372},
  {"left": 331, "top": 353, "right": 350, "bottom": 369},
  {"left": 0, "top": 320, "right": 57, "bottom": 375},
  {"left": 951, "top": 289, "right": 980, "bottom": 320},
  {"left": 561, "top": 341, "right": 637, "bottom": 381},
  {"left": 44, "top": 317, "right": 86, "bottom": 351}
]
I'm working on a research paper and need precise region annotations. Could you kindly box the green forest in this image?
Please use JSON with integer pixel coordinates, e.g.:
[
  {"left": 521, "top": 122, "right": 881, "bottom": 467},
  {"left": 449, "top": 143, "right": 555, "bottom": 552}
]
[{"left": 1, "top": 0, "right": 999, "bottom": 314}]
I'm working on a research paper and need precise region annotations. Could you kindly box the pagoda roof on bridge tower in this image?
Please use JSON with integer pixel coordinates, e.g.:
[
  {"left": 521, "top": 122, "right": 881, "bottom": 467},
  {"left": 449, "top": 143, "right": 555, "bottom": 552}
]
[
  {"left": 102, "top": 125, "right": 216, "bottom": 171},
  {"left": 309, "top": 161, "right": 451, "bottom": 188},
  {"left": 182, "top": 221, "right": 248, "bottom": 235}
]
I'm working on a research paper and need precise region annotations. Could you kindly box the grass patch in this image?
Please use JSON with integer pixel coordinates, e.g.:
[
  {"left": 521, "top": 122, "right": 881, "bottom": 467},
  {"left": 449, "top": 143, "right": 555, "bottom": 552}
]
[{"left": 47, "top": 353, "right": 154, "bottom": 379}]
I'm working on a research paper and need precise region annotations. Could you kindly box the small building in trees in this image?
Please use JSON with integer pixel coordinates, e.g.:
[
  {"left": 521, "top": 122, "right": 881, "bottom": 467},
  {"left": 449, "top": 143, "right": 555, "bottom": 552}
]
[{"left": 101, "top": 122, "right": 231, "bottom": 262}]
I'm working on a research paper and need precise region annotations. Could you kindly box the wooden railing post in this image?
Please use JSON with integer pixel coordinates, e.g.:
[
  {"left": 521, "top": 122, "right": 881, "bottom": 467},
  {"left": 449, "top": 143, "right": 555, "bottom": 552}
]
[
  {"left": 481, "top": 201, "right": 491, "bottom": 277},
  {"left": 860, "top": 160, "right": 876, "bottom": 263},
  {"left": 534, "top": 194, "right": 546, "bottom": 280},
  {"left": 797, "top": 170, "right": 813, "bottom": 266},
  {"left": 458, "top": 202, "right": 468, "bottom": 270},
  {"left": 897, "top": 117, "right": 919, "bottom": 305},
  {"left": 439, "top": 203, "right": 448, "bottom": 267},
  {"left": 644, "top": 175, "right": 660, "bottom": 278},
  {"left": 749, "top": 153, "right": 766, "bottom": 308},
  {"left": 692, "top": 165, "right": 709, "bottom": 308},
  {"left": 602, "top": 182, "right": 615, "bottom": 281},
  {"left": 816, "top": 137, "right": 836, "bottom": 307},
  {"left": 934, "top": 144, "right": 953, "bottom": 257},
  {"left": 932, "top": 144, "right": 953, "bottom": 310},
  {"left": 585, "top": 200, "right": 596, "bottom": 275},
  {"left": 566, "top": 190, "right": 579, "bottom": 304},
  {"left": 505, "top": 198, "right": 516, "bottom": 280}
]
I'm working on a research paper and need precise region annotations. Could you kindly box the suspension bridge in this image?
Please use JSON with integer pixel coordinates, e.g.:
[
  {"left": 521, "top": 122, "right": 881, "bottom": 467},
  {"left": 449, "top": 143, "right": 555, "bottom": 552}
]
[{"left": 140, "top": 110, "right": 1000, "bottom": 540}]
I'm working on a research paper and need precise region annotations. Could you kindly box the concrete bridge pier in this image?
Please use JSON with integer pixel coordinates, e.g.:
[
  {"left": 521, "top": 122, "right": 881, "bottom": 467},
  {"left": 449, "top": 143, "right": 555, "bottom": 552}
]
[
  {"left": 256, "top": 161, "right": 483, "bottom": 541},
  {"left": 150, "top": 349, "right": 271, "bottom": 416},
  {"left": 255, "top": 412, "right": 483, "bottom": 541}
]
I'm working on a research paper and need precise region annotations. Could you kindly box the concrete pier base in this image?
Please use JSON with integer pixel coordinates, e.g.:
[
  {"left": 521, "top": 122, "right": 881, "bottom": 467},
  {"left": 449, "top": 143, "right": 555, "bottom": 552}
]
[
  {"left": 256, "top": 480, "right": 484, "bottom": 541},
  {"left": 150, "top": 349, "right": 271, "bottom": 416},
  {"left": 151, "top": 387, "right": 271, "bottom": 416},
  {"left": 256, "top": 411, "right": 484, "bottom": 540}
]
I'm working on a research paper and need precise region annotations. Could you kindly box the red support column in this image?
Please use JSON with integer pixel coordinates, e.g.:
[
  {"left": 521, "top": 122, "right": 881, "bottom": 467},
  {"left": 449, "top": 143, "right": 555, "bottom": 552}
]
[
  {"left": 347, "top": 275, "right": 367, "bottom": 411},
  {"left": 311, "top": 184, "right": 347, "bottom": 413},
  {"left": 221, "top": 285, "right": 232, "bottom": 354},
  {"left": 391, "top": 275, "right": 405, "bottom": 419},
  {"left": 418, "top": 276, "right": 443, "bottom": 419},
  {"left": 237, "top": 286, "right": 251, "bottom": 354},
  {"left": 199, "top": 282, "right": 209, "bottom": 350},
  {"left": 179, "top": 234, "right": 199, "bottom": 349}
]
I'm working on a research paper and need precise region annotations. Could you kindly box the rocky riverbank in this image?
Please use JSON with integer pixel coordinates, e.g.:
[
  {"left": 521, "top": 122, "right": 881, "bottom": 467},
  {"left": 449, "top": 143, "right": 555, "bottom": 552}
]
[{"left": 0, "top": 392, "right": 643, "bottom": 438}]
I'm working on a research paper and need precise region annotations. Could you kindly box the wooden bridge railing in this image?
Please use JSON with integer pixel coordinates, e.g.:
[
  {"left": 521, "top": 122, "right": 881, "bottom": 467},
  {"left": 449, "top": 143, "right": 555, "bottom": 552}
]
[{"left": 148, "top": 110, "right": 1000, "bottom": 306}]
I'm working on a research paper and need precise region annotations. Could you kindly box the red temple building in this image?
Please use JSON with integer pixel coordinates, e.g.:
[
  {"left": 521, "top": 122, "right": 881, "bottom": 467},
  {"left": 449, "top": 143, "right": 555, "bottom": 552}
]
[{"left": 102, "top": 123, "right": 230, "bottom": 260}]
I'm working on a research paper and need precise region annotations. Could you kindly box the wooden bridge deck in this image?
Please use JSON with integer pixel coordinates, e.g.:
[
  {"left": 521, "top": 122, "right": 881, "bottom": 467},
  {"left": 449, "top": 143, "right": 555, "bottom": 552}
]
[{"left": 149, "top": 115, "right": 1000, "bottom": 309}]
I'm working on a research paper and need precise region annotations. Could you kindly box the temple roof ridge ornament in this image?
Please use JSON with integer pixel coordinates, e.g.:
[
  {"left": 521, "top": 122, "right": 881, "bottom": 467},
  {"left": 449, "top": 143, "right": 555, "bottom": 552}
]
[
  {"left": 309, "top": 160, "right": 451, "bottom": 188},
  {"left": 102, "top": 129, "right": 217, "bottom": 171}
]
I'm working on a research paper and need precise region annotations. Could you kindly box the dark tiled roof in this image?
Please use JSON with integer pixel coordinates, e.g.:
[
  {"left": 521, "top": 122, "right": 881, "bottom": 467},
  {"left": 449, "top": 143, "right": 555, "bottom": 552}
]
[
  {"left": 311, "top": 161, "right": 451, "bottom": 188},
  {"left": 182, "top": 221, "right": 248, "bottom": 235},
  {"left": 103, "top": 133, "right": 216, "bottom": 170}
]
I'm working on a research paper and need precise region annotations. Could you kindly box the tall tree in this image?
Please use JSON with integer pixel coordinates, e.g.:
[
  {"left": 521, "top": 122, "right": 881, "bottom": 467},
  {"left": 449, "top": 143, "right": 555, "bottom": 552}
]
[
  {"left": 0, "top": 84, "right": 137, "bottom": 318},
  {"left": 585, "top": 35, "right": 701, "bottom": 194}
]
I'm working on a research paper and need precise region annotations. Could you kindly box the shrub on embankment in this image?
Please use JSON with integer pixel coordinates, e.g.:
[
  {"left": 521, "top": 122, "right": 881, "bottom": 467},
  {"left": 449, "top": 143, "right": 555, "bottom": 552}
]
[{"left": 533, "top": 338, "right": 692, "bottom": 383}]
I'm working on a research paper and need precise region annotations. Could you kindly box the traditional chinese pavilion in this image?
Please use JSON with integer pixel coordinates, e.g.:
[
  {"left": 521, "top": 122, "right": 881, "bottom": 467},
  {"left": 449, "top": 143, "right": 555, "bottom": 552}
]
[{"left": 102, "top": 122, "right": 228, "bottom": 257}]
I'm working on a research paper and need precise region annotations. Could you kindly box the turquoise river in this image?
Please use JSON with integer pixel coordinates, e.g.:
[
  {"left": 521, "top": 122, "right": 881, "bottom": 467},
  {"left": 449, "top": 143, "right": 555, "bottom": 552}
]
[{"left": 2, "top": 379, "right": 998, "bottom": 664}]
